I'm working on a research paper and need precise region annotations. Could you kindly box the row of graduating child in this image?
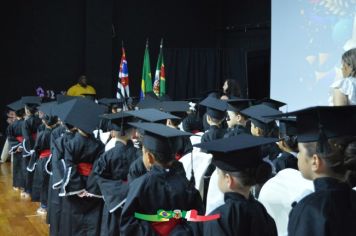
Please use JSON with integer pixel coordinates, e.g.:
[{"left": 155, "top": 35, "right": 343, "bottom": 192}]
[
  {"left": 6, "top": 94, "right": 291, "bottom": 235},
  {"left": 6, "top": 94, "right": 356, "bottom": 236}
]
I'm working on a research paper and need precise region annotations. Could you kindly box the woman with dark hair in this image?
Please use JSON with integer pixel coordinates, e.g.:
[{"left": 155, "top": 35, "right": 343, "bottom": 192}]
[
  {"left": 287, "top": 106, "right": 356, "bottom": 236},
  {"left": 330, "top": 48, "right": 356, "bottom": 105},
  {"left": 222, "top": 79, "right": 241, "bottom": 99}
]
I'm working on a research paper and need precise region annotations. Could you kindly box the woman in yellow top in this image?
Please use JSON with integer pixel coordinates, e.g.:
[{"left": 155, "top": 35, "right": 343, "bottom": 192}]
[{"left": 67, "top": 75, "right": 96, "bottom": 97}]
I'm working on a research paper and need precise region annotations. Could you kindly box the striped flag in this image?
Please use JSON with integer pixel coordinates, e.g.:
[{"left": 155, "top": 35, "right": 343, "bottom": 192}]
[
  {"left": 153, "top": 40, "right": 166, "bottom": 97},
  {"left": 117, "top": 47, "right": 130, "bottom": 99}
]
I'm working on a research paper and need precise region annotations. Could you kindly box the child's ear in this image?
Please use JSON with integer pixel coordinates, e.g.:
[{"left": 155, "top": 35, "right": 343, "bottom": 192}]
[
  {"left": 311, "top": 154, "right": 322, "bottom": 172},
  {"left": 147, "top": 152, "right": 155, "bottom": 165},
  {"left": 225, "top": 173, "right": 233, "bottom": 189}
]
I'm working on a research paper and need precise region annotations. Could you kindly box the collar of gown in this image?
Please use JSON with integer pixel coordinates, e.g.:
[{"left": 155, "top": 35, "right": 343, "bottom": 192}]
[{"left": 313, "top": 177, "right": 350, "bottom": 192}]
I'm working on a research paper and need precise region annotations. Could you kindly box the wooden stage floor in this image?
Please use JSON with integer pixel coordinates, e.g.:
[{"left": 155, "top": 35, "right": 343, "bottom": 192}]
[{"left": 0, "top": 162, "right": 48, "bottom": 235}]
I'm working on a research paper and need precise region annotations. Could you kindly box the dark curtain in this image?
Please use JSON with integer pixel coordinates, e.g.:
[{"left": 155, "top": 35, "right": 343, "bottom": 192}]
[{"left": 164, "top": 48, "right": 247, "bottom": 100}]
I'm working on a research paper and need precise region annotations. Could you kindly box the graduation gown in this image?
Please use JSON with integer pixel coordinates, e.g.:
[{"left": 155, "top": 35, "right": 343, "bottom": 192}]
[
  {"left": 59, "top": 132, "right": 105, "bottom": 236},
  {"left": 272, "top": 152, "right": 298, "bottom": 173},
  {"left": 7, "top": 119, "right": 25, "bottom": 188},
  {"left": 201, "top": 125, "right": 226, "bottom": 143},
  {"left": 127, "top": 152, "right": 146, "bottom": 182},
  {"left": 120, "top": 162, "right": 204, "bottom": 236},
  {"left": 201, "top": 192, "right": 277, "bottom": 236},
  {"left": 48, "top": 130, "right": 76, "bottom": 236},
  {"left": 223, "top": 124, "right": 250, "bottom": 138},
  {"left": 22, "top": 115, "right": 42, "bottom": 194},
  {"left": 93, "top": 140, "right": 139, "bottom": 236},
  {"left": 288, "top": 177, "right": 356, "bottom": 236},
  {"left": 28, "top": 127, "right": 52, "bottom": 203}
]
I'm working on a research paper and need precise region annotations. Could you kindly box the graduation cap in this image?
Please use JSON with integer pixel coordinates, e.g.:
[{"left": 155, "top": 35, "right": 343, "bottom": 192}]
[
  {"left": 226, "top": 98, "right": 254, "bottom": 112},
  {"left": 100, "top": 112, "right": 134, "bottom": 132},
  {"left": 195, "top": 134, "right": 278, "bottom": 171},
  {"left": 80, "top": 93, "right": 96, "bottom": 101},
  {"left": 199, "top": 97, "right": 227, "bottom": 120},
  {"left": 126, "top": 108, "right": 179, "bottom": 123},
  {"left": 128, "top": 122, "right": 192, "bottom": 155},
  {"left": 38, "top": 101, "right": 58, "bottom": 117},
  {"left": 240, "top": 104, "right": 282, "bottom": 129},
  {"left": 55, "top": 98, "right": 106, "bottom": 133},
  {"left": 57, "top": 94, "right": 77, "bottom": 104},
  {"left": 136, "top": 96, "right": 161, "bottom": 109},
  {"left": 38, "top": 102, "right": 59, "bottom": 126},
  {"left": 7, "top": 99, "right": 25, "bottom": 112},
  {"left": 21, "top": 96, "right": 42, "bottom": 108},
  {"left": 278, "top": 118, "right": 297, "bottom": 138},
  {"left": 266, "top": 106, "right": 356, "bottom": 143},
  {"left": 199, "top": 89, "right": 222, "bottom": 99},
  {"left": 160, "top": 101, "right": 190, "bottom": 118},
  {"left": 98, "top": 98, "right": 123, "bottom": 110},
  {"left": 257, "top": 98, "right": 286, "bottom": 110},
  {"left": 159, "top": 94, "right": 172, "bottom": 102}
]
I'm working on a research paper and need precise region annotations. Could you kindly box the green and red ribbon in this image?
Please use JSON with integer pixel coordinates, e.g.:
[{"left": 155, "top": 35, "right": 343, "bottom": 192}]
[{"left": 134, "top": 209, "right": 220, "bottom": 222}]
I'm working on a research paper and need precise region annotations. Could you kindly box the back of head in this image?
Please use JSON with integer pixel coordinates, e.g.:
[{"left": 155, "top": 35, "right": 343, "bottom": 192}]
[
  {"left": 342, "top": 48, "right": 356, "bottom": 77},
  {"left": 224, "top": 79, "right": 241, "bottom": 98}
]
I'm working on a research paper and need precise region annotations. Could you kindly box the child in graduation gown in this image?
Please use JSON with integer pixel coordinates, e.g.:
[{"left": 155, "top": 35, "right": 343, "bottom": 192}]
[
  {"left": 195, "top": 134, "right": 278, "bottom": 236},
  {"left": 92, "top": 112, "right": 140, "bottom": 236},
  {"left": 286, "top": 106, "right": 356, "bottom": 236},
  {"left": 48, "top": 123, "right": 76, "bottom": 236},
  {"left": 199, "top": 97, "right": 227, "bottom": 143},
  {"left": 6, "top": 100, "right": 26, "bottom": 191},
  {"left": 120, "top": 122, "right": 204, "bottom": 236},
  {"left": 27, "top": 114, "right": 58, "bottom": 214},
  {"left": 21, "top": 97, "right": 42, "bottom": 199}
]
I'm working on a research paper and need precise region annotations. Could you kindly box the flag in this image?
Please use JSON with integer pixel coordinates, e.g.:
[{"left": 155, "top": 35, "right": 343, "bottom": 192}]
[
  {"left": 140, "top": 43, "right": 152, "bottom": 99},
  {"left": 117, "top": 47, "right": 130, "bottom": 99},
  {"left": 153, "top": 41, "right": 166, "bottom": 97}
]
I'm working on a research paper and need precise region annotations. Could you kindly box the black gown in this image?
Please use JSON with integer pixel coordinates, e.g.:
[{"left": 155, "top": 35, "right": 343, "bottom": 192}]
[
  {"left": 172, "top": 135, "right": 193, "bottom": 159},
  {"left": 59, "top": 132, "right": 105, "bottom": 236},
  {"left": 223, "top": 124, "right": 250, "bottom": 138},
  {"left": 127, "top": 151, "right": 146, "bottom": 182},
  {"left": 48, "top": 128, "right": 74, "bottom": 234},
  {"left": 93, "top": 140, "right": 139, "bottom": 236},
  {"left": 120, "top": 163, "right": 204, "bottom": 236},
  {"left": 201, "top": 125, "right": 226, "bottom": 143},
  {"left": 7, "top": 119, "right": 25, "bottom": 188},
  {"left": 272, "top": 152, "right": 298, "bottom": 173},
  {"left": 288, "top": 177, "right": 356, "bottom": 236},
  {"left": 22, "top": 115, "right": 42, "bottom": 195},
  {"left": 200, "top": 192, "right": 277, "bottom": 236},
  {"left": 28, "top": 127, "right": 52, "bottom": 203}
]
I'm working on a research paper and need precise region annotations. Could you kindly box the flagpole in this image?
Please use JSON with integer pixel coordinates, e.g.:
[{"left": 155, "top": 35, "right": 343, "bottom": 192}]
[
  {"left": 146, "top": 38, "right": 149, "bottom": 48},
  {"left": 160, "top": 38, "right": 164, "bottom": 48}
]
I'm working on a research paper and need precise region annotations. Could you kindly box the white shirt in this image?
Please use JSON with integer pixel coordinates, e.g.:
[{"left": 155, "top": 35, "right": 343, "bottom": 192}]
[{"left": 329, "top": 77, "right": 356, "bottom": 105}]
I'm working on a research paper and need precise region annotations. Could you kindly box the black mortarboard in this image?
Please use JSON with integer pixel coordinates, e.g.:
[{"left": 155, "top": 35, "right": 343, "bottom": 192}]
[
  {"left": 128, "top": 122, "right": 192, "bottom": 155},
  {"left": 278, "top": 118, "right": 297, "bottom": 137},
  {"left": 226, "top": 98, "right": 254, "bottom": 112},
  {"left": 100, "top": 112, "right": 134, "bottom": 132},
  {"left": 160, "top": 101, "right": 190, "bottom": 118},
  {"left": 257, "top": 98, "right": 286, "bottom": 110},
  {"left": 38, "top": 101, "right": 58, "bottom": 117},
  {"left": 80, "top": 93, "right": 96, "bottom": 101},
  {"left": 267, "top": 106, "right": 356, "bottom": 143},
  {"left": 195, "top": 134, "right": 278, "bottom": 171},
  {"left": 55, "top": 98, "right": 106, "bottom": 133},
  {"left": 7, "top": 100, "right": 24, "bottom": 112},
  {"left": 240, "top": 104, "right": 282, "bottom": 129},
  {"left": 57, "top": 94, "right": 77, "bottom": 104},
  {"left": 199, "top": 97, "right": 227, "bottom": 120},
  {"left": 126, "top": 108, "right": 179, "bottom": 123},
  {"left": 21, "top": 96, "right": 42, "bottom": 108},
  {"left": 98, "top": 98, "right": 123, "bottom": 107},
  {"left": 136, "top": 96, "right": 161, "bottom": 109}
]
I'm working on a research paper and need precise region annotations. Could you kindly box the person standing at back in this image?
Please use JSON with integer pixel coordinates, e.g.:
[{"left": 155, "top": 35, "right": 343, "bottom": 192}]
[
  {"left": 67, "top": 75, "right": 96, "bottom": 97},
  {"left": 330, "top": 48, "right": 356, "bottom": 105}
]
